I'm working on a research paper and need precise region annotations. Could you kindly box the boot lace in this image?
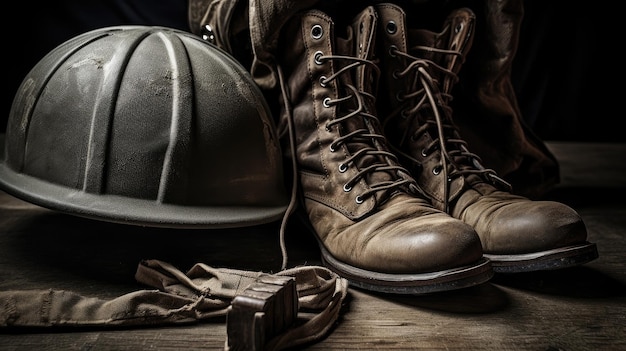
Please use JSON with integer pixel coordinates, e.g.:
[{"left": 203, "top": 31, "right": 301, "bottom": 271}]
[
  {"left": 388, "top": 41, "right": 510, "bottom": 212},
  {"left": 275, "top": 51, "right": 419, "bottom": 269},
  {"left": 316, "top": 52, "right": 418, "bottom": 202}
]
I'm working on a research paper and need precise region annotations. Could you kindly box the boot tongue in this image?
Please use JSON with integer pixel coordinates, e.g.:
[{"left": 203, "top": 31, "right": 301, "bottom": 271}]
[
  {"left": 352, "top": 7, "right": 377, "bottom": 93},
  {"left": 402, "top": 9, "right": 475, "bottom": 157},
  {"left": 334, "top": 7, "right": 408, "bottom": 198},
  {"left": 334, "top": 7, "right": 377, "bottom": 92},
  {"left": 405, "top": 9, "right": 477, "bottom": 208},
  {"left": 441, "top": 9, "right": 474, "bottom": 91},
  {"left": 407, "top": 8, "right": 474, "bottom": 94}
]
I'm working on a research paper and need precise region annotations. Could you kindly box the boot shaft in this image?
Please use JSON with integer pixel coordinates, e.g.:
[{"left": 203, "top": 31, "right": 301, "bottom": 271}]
[
  {"left": 377, "top": 3, "right": 474, "bottom": 105},
  {"left": 276, "top": 6, "right": 419, "bottom": 219},
  {"left": 376, "top": 3, "right": 482, "bottom": 211}
]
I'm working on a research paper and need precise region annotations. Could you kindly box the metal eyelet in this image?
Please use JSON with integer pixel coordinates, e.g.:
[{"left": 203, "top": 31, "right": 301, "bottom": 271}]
[
  {"left": 311, "top": 24, "right": 323, "bottom": 39},
  {"left": 339, "top": 163, "right": 347, "bottom": 173},
  {"left": 355, "top": 195, "right": 364, "bottom": 204},
  {"left": 386, "top": 21, "right": 397, "bottom": 34},
  {"left": 395, "top": 90, "right": 404, "bottom": 102},
  {"left": 323, "top": 97, "right": 331, "bottom": 108},
  {"left": 319, "top": 76, "right": 327, "bottom": 87},
  {"left": 329, "top": 144, "right": 336, "bottom": 152},
  {"left": 388, "top": 45, "right": 398, "bottom": 58},
  {"left": 400, "top": 109, "right": 410, "bottom": 119},
  {"left": 433, "top": 165, "right": 442, "bottom": 175},
  {"left": 314, "top": 51, "right": 324, "bottom": 65},
  {"left": 201, "top": 24, "right": 216, "bottom": 44},
  {"left": 343, "top": 183, "right": 352, "bottom": 192},
  {"left": 421, "top": 148, "right": 428, "bottom": 157}
]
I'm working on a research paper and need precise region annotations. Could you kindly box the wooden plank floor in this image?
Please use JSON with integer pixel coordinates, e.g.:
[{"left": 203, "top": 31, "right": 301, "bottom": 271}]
[{"left": 0, "top": 142, "right": 625, "bottom": 351}]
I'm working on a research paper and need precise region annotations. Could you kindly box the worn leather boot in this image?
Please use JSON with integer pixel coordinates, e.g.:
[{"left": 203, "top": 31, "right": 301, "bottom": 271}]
[
  {"left": 452, "top": 0, "right": 560, "bottom": 200},
  {"left": 274, "top": 5, "right": 492, "bottom": 293},
  {"left": 375, "top": 3, "right": 598, "bottom": 273}
]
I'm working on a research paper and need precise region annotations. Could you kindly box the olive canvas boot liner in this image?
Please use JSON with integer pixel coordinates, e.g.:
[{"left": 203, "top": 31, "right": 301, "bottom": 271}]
[
  {"left": 375, "top": 3, "right": 598, "bottom": 273},
  {"left": 275, "top": 6, "right": 492, "bottom": 294}
]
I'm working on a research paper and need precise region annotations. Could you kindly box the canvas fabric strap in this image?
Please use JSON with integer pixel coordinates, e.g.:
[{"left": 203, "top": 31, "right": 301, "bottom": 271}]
[{"left": 0, "top": 259, "right": 348, "bottom": 351}]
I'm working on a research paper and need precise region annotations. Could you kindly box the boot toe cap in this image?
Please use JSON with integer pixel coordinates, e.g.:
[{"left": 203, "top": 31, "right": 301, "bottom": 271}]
[
  {"left": 346, "top": 212, "right": 483, "bottom": 274},
  {"left": 467, "top": 197, "right": 588, "bottom": 255}
]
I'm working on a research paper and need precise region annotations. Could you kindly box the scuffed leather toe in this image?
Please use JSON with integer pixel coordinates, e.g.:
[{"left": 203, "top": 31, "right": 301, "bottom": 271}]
[{"left": 457, "top": 191, "right": 588, "bottom": 255}]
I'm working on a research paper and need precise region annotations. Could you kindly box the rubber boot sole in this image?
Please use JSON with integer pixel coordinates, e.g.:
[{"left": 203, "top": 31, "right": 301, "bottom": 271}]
[
  {"left": 293, "top": 210, "right": 494, "bottom": 294},
  {"left": 484, "top": 242, "right": 599, "bottom": 273},
  {"left": 319, "top": 244, "right": 494, "bottom": 294}
]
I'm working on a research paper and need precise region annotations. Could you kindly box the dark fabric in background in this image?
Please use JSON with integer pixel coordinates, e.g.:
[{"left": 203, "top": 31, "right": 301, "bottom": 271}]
[
  {"left": 3, "top": 0, "right": 621, "bottom": 142},
  {"left": 511, "top": 1, "right": 621, "bottom": 142}
]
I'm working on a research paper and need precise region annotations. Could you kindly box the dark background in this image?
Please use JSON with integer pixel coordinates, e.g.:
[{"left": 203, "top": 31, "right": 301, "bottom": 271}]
[
  {"left": 4, "top": 0, "right": 622, "bottom": 142},
  {"left": 511, "top": 1, "right": 621, "bottom": 142}
]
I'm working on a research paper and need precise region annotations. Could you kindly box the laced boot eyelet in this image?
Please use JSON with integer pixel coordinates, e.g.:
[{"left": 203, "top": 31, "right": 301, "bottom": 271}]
[
  {"left": 319, "top": 75, "right": 327, "bottom": 87},
  {"left": 395, "top": 90, "right": 404, "bottom": 102},
  {"left": 421, "top": 148, "right": 428, "bottom": 156},
  {"left": 401, "top": 109, "right": 410, "bottom": 119},
  {"left": 339, "top": 163, "right": 348, "bottom": 173},
  {"left": 388, "top": 44, "right": 398, "bottom": 58},
  {"left": 355, "top": 195, "right": 364, "bottom": 204},
  {"left": 314, "top": 51, "right": 324, "bottom": 65},
  {"left": 343, "top": 183, "right": 352, "bottom": 192},
  {"left": 311, "top": 24, "right": 323, "bottom": 39},
  {"left": 433, "top": 165, "right": 442, "bottom": 175},
  {"left": 323, "top": 97, "right": 331, "bottom": 108}
]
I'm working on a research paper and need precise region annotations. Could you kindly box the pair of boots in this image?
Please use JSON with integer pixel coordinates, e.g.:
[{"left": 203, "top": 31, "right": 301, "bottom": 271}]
[{"left": 273, "top": 2, "right": 598, "bottom": 294}]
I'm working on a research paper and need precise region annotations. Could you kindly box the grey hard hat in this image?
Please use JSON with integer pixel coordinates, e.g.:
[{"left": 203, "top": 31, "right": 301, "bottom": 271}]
[{"left": 0, "top": 25, "right": 288, "bottom": 228}]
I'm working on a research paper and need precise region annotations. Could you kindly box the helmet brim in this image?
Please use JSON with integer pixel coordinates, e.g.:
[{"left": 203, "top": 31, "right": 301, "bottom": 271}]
[{"left": 0, "top": 134, "right": 288, "bottom": 229}]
